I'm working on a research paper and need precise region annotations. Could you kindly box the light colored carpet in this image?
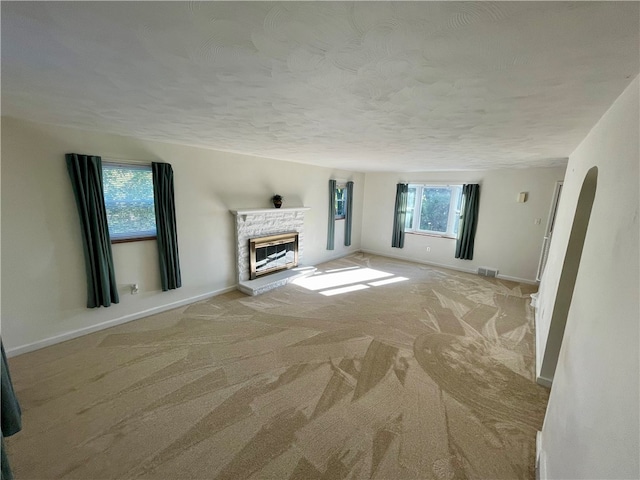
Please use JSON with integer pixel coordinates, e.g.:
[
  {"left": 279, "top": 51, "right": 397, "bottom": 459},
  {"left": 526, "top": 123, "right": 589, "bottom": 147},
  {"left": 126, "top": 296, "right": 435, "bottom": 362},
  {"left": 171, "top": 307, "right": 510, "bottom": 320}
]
[{"left": 5, "top": 253, "right": 549, "bottom": 479}]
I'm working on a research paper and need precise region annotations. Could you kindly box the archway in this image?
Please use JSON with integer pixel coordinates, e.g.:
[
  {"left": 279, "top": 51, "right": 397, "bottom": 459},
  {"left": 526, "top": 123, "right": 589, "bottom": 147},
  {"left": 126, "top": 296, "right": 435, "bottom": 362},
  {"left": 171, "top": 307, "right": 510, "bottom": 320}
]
[{"left": 540, "top": 166, "right": 598, "bottom": 383}]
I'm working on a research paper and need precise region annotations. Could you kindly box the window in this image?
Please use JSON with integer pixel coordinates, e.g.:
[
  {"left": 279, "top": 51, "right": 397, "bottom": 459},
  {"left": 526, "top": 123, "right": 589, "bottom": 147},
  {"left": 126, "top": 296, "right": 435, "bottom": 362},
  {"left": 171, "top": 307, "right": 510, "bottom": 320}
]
[
  {"left": 405, "top": 184, "right": 463, "bottom": 237},
  {"left": 335, "top": 185, "right": 347, "bottom": 219},
  {"left": 102, "top": 163, "right": 156, "bottom": 243}
]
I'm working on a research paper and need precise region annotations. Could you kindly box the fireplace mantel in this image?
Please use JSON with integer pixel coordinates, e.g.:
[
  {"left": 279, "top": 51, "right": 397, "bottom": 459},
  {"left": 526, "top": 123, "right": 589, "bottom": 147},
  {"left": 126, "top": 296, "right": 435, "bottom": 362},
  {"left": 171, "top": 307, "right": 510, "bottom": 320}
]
[{"left": 230, "top": 206, "right": 310, "bottom": 219}]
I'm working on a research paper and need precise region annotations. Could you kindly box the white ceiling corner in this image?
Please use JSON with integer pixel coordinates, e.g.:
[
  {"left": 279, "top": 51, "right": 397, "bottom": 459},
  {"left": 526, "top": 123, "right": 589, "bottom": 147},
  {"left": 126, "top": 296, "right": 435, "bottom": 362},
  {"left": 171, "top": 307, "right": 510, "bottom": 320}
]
[{"left": 2, "top": 1, "right": 638, "bottom": 172}]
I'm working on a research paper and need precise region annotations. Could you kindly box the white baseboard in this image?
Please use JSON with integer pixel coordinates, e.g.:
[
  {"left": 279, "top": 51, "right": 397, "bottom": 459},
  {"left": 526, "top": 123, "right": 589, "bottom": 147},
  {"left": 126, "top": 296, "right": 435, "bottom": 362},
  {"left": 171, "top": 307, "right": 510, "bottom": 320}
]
[
  {"left": 533, "top": 302, "right": 553, "bottom": 388},
  {"left": 535, "top": 304, "right": 543, "bottom": 379},
  {"left": 359, "top": 249, "right": 478, "bottom": 275},
  {"left": 5, "top": 285, "right": 238, "bottom": 358},
  {"left": 319, "top": 249, "right": 364, "bottom": 264},
  {"left": 496, "top": 273, "right": 539, "bottom": 285},
  {"left": 360, "top": 249, "right": 538, "bottom": 285},
  {"left": 536, "top": 430, "right": 547, "bottom": 480}
]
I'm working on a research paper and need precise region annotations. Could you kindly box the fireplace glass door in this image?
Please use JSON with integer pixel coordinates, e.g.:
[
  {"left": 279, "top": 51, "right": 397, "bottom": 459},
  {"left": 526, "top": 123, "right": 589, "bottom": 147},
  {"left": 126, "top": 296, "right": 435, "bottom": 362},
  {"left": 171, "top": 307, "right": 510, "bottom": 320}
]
[{"left": 249, "top": 233, "right": 299, "bottom": 280}]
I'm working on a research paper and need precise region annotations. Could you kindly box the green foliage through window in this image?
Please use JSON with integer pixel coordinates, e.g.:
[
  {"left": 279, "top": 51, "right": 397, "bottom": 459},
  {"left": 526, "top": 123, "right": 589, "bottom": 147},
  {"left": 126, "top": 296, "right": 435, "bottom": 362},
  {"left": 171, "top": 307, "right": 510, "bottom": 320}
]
[
  {"left": 335, "top": 186, "right": 346, "bottom": 219},
  {"left": 420, "top": 187, "right": 451, "bottom": 232},
  {"left": 405, "top": 185, "right": 463, "bottom": 237},
  {"left": 102, "top": 163, "right": 156, "bottom": 241}
]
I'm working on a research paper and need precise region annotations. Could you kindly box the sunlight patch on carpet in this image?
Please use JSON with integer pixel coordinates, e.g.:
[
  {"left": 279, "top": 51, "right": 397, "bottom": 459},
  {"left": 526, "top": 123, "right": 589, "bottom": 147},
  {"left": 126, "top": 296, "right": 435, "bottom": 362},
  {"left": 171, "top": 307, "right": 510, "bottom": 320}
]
[{"left": 293, "top": 267, "right": 408, "bottom": 296}]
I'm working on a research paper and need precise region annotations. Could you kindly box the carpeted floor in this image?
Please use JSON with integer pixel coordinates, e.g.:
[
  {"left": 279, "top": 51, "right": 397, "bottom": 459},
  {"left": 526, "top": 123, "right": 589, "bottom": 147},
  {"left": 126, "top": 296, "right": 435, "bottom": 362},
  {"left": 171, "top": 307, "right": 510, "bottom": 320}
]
[{"left": 5, "top": 253, "right": 549, "bottom": 479}]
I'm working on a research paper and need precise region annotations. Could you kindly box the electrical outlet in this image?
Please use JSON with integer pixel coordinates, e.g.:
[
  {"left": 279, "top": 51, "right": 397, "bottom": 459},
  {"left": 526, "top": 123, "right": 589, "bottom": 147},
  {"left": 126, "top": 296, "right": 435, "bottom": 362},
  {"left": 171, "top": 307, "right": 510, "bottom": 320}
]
[
  {"left": 534, "top": 218, "right": 542, "bottom": 225},
  {"left": 426, "top": 247, "right": 431, "bottom": 252}
]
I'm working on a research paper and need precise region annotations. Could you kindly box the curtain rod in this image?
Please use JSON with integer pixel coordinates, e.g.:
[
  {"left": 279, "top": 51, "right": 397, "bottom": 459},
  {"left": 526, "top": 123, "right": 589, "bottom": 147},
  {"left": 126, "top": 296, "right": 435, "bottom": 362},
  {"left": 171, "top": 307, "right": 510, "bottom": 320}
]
[
  {"left": 400, "top": 180, "right": 482, "bottom": 185},
  {"left": 102, "top": 155, "right": 154, "bottom": 166}
]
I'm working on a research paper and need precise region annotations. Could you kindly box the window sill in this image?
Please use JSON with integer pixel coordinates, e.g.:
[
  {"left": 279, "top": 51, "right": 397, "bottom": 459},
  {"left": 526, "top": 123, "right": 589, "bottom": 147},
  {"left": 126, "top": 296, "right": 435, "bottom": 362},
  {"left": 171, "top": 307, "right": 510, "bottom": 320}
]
[
  {"left": 112, "top": 236, "right": 157, "bottom": 244},
  {"left": 406, "top": 231, "right": 456, "bottom": 240}
]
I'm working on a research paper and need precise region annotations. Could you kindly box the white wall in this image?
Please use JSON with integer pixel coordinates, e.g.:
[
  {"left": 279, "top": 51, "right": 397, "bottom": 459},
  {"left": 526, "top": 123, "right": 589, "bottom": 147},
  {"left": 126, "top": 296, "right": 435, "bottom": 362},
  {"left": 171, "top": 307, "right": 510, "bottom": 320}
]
[
  {"left": 361, "top": 168, "right": 566, "bottom": 283},
  {"left": 1, "top": 117, "right": 364, "bottom": 354},
  {"left": 536, "top": 77, "right": 639, "bottom": 479}
]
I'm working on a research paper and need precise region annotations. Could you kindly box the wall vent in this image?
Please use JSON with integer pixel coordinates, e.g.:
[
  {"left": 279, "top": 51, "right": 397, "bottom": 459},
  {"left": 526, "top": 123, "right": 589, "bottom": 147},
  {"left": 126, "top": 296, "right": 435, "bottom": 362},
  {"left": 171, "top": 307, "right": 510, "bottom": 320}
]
[{"left": 477, "top": 267, "right": 498, "bottom": 278}]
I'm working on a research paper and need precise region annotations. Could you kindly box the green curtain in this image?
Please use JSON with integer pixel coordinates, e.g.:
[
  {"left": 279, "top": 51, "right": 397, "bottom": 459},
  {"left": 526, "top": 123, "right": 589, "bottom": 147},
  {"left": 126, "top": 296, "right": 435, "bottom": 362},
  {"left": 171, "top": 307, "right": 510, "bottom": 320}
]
[
  {"left": 152, "top": 162, "right": 182, "bottom": 291},
  {"left": 65, "top": 153, "right": 119, "bottom": 308},
  {"left": 455, "top": 184, "right": 480, "bottom": 260},
  {"left": 327, "top": 179, "right": 336, "bottom": 250},
  {"left": 1, "top": 341, "right": 21, "bottom": 480},
  {"left": 344, "top": 181, "right": 354, "bottom": 246},
  {"left": 392, "top": 183, "right": 409, "bottom": 248}
]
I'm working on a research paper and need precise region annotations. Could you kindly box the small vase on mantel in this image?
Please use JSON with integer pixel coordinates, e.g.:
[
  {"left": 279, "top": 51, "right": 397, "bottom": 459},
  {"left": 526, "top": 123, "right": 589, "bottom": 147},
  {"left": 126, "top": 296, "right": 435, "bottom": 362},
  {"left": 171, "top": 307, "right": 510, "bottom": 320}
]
[{"left": 272, "top": 194, "right": 283, "bottom": 209}]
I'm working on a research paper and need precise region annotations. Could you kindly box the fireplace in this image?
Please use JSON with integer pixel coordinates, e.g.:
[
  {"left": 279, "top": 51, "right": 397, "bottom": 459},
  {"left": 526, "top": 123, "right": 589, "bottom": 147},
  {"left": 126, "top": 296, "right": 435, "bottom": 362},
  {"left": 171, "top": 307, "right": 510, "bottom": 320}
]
[
  {"left": 230, "top": 207, "right": 310, "bottom": 294},
  {"left": 249, "top": 232, "right": 299, "bottom": 280}
]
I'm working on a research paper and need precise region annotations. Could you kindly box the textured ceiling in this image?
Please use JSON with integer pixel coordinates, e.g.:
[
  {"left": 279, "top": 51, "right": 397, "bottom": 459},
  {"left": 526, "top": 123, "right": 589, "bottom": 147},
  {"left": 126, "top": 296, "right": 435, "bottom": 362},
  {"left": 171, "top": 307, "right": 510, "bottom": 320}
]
[{"left": 2, "top": 2, "right": 638, "bottom": 172}]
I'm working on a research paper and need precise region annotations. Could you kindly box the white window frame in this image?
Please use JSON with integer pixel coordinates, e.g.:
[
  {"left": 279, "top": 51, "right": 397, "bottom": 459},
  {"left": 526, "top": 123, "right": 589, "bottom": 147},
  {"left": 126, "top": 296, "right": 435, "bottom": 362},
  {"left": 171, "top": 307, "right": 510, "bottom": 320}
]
[
  {"left": 405, "top": 184, "right": 463, "bottom": 238},
  {"left": 102, "top": 162, "right": 157, "bottom": 243}
]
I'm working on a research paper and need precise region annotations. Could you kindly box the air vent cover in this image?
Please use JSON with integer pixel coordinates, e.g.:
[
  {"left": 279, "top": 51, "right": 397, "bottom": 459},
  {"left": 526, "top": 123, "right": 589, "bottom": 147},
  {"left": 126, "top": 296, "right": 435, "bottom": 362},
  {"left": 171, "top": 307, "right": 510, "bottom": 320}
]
[{"left": 477, "top": 267, "right": 498, "bottom": 278}]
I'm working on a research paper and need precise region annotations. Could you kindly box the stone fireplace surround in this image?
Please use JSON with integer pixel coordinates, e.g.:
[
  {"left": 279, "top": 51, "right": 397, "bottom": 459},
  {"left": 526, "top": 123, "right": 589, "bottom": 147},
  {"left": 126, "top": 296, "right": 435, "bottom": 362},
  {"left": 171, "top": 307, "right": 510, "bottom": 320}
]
[{"left": 230, "top": 207, "right": 316, "bottom": 295}]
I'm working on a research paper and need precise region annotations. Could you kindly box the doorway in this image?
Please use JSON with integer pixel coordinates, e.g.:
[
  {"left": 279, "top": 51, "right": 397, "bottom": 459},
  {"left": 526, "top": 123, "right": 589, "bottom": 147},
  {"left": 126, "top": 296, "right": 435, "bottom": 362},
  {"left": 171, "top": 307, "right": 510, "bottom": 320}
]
[{"left": 537, "top": 181, "right": 563, "bottom": 282}]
